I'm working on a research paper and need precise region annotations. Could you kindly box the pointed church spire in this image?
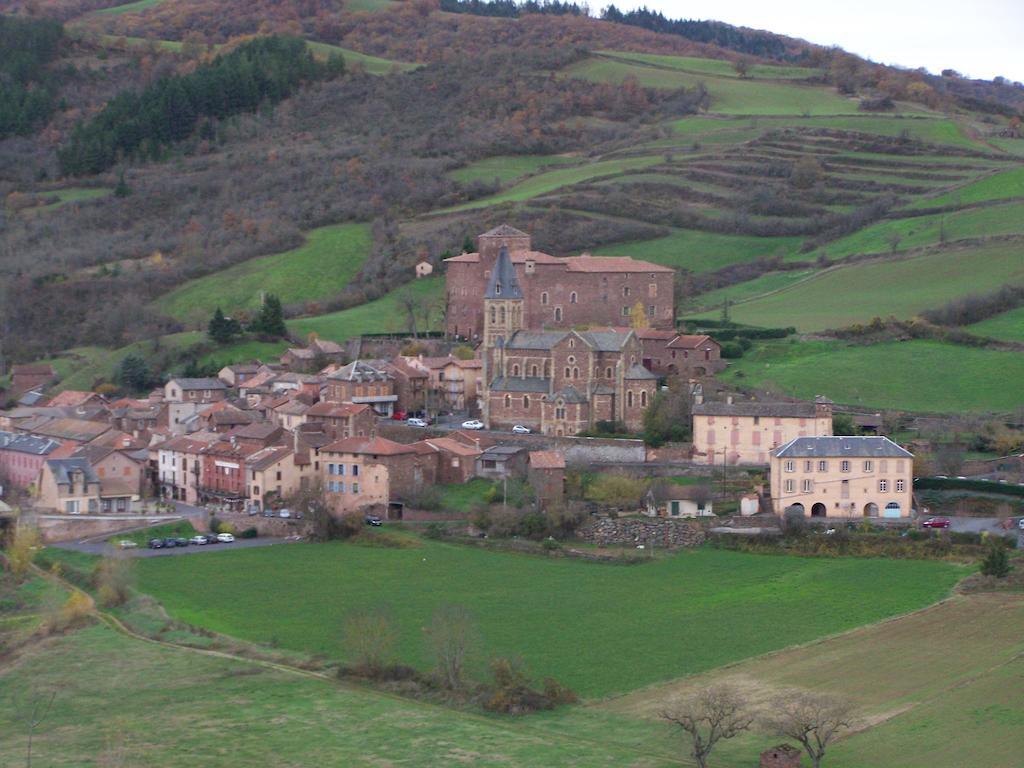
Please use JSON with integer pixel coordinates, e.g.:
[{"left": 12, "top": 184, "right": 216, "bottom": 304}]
[{"left": 485, "top": 246, "right": 523, "bottom": 299}]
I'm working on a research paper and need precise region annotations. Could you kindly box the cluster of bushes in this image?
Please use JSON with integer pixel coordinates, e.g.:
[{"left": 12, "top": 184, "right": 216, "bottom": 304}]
[
  {"left": 59, "top": 36, "right": 344, "bottom": 176},
  {"left": 339, "top": 604, "right": 576, "bottom": 714},
  {"left": 470, "top": 504, "right": 585, "bottom": 541},
  {"left": 921, "top": 285, "right": 1024, "bottom": 328}
]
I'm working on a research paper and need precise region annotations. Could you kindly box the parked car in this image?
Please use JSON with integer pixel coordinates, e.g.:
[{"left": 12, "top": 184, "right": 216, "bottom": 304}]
[
  {"left": 511, "top": 424, "right": 531, "bottom": 434},
  {"left": 1018, "top": 517, "right": 1024, "bottom": 530},
  {"left": 147, "top": 538, "right": 165, "bottom": 549},
  {"left": 365, "top": 514, "right": 383, "bottom": 527},
  {"left": 392, "top": 410, "right": 407, "bottom": 421},
  {"left": 216, "top": 532, "right": 235, "bottom": 543},
  {"left": 174, "top": 538, "right": 190, "bottom": 547},
  {"left": 461, "top": 419, "right": 484, "bottom": 430},
  {"left": 189, "top": 535, "right": 208, "bottom": 546},
  {"left": 278, "top": 509, "right": 291, "bottom": 519},
  {"left": 921, "top": 517, "right": 951, "bottom": 529},
  {"left": 407, "top": 417, "right": 429, "bottom": 428},
  {"left": 117, "top": 539, "right": 138, "bottom": 550},
  {"left": 203, "top": 534, "right": 220, "bottom": 544},
  {"left": 162, "top": 538, "right": 179, "bottom": 548}
]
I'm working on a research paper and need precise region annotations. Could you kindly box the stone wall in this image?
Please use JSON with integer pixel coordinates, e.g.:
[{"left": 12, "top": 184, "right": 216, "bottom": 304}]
[
  {"left": 215, "top": 510, "right": 310, "bottom": 537},
  {"left": 578, "top": 516, "right": 705, "bottom": 548},
  {"left": 34, "top": 513, "right": 179, "bottom": 543}
]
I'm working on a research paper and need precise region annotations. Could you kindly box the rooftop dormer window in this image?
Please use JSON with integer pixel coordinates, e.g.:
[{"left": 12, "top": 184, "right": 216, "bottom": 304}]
[{"left": 495, "top": 281, "right": 502, "bottom": 295}]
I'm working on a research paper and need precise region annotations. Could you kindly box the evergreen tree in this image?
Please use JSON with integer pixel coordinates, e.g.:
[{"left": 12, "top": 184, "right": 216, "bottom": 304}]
[
  {"left": 252, "top": 294, "right": 287, "bottom": 338},
  {"left": 115, "top": 354, "right": 152, "bottom": 392},
  {"left": 114, "top": 170, "right": 132, "bottom": 198},
  {"left": 980, "top": 544, "right": 1011, "bottom": 578},
  {"left": 208, "top": 307, "right": 231, "bottom": 343}
]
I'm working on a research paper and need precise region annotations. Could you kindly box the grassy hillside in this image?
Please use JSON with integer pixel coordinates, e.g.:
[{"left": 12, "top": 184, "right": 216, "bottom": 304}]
[
  {"left": 305, "top": 41, "right": 417, "bottom": 74},
  {"left": 563, "top": 56, "right": 863, "bottom": 115},
  {"left": 155, "top": 222, "right": 372, "bottom": 325},
  {"left": 712, "top": 241, "right": 1024, "bottom": 332},
  {"left": 597, "top": 50, "right": 822, "bottom": 80},
  {"left": 136, "top": 541, "right": 962, "bottom": 698},
  {"left": 723, "top": 339, "right": 1024, "bottom": 413},
  {"left": 912, "top": 165, "right": 1024, "bottom": 208},
  {"left": 968, "top": 306, "right": 1024, "bottom": 342},
  {"left": 449, "top": 154, "right": 577, "bottom": 186},
  {"left": 594, "top": 228, "right": 803, "bottom": 272}
]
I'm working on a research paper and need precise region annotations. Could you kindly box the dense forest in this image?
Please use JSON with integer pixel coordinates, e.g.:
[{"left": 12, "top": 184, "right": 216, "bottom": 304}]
[
  {"left": 439, "top": 0, "right": 585, "bottom": 17},
  {"left": 59, "top": 36, "right": 344, "bottom": 176},
  {"left": 0, "top": 15, "right": 64, "bottom": 138}
]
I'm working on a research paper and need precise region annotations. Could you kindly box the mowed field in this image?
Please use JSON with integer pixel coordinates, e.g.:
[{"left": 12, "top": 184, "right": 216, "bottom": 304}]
[
  {"left": 155, "top": 222, "right": 372, "bottom": 324},
  {"left": 714, "top": 241, "right": 1024, "bottom": 332},
  {"left": 722, "top": 339, "right": 1024, "bottom": 413},
  {"left": 604, "top": 593, "right": 1024, "bottom": 768},
  {"left": 594, "top": 228, "right": 804, "bottom": 273},
  {"left": 134, "top": 542, "right": 964, "bottom": 698}
]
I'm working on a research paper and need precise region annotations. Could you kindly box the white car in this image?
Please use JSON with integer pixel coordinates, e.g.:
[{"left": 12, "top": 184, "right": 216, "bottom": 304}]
[
  {"left": 216, "top": 533, "right": 235, "bottom": 543},
  {"left": 461, "top": 419, "right": 484, "bottom": 430},
  {"left": 511, "top": 424, "right": 531, "bottom": 434},
  {"left": 407, "top": 418, "right": 429, "bottom": 428},
  {"left": 189, "top": 535, "right": 208, "bottom": 546},
  {"left": 116, "top": 539, "right": 138, "bottom": 549},
  {"left": 278, "top": 510, "right": 291, "bottom": 519},
  {"left": 1018, "top": 518, "right": 1024, "bottom": 530}
]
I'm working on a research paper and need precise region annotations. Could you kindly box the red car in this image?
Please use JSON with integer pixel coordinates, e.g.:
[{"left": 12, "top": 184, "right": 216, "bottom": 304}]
[
  {"left": 391, "top": 410, "right": 407, "bottom": 421},
  {"left": 921, "top": 517, "right": 951, "bottom": 529}
]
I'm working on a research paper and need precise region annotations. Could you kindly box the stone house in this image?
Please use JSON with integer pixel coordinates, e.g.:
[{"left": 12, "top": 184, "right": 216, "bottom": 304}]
[
  {"left": 527, "top": 450, "right": 565, "bottom": 509},
  {"left": 415, "top": 259, "right": 434, "bottom": 278},
  {"left": 692, "top": 396, "right": 834, "bottom": 466},
  {"left": 218, "top": 363, "right": 262, "bottom": 387},
  {"left": 421, "top": 437, "right": 481, "bottom": 484},
  {"left": 321, "top": 436, "right": 436, "bottom": 516},
  {"left": 770, "top": 436, "right": 914, "bottom": 519},
  {"left": 644, "top": 485, "right": 714, "bottom": 518},
  {"left": 245, "top": 445, "right": 300, "bottom": 511},
  {"left": 413, "top": 356, "right": 484, "bottom": 413},
  {"left": 72, "top": 444, "right": 147, "bottom": 511},
  {"left": 383, "top": 357, "right": 429, "bottom": 413},
  {"left": 10, "top": 364, "right": 55, "bottom": 396},
  {"left": 637, "top": 330, "right": 725, "bottom": 377},
  {"left": 164, "top": 378, "right": 227, "bottom": 404},
  {"left": 306, "top": 401, "right": 375, "bottom": 441},
  {"left": 271, "top": 396, "right": 313, "bottom": 431},
  {"left": 46, "top": 390, "right": 104, "bottom": 409},
  {"left": 760, "top": 745, "right": 803, "bottom": 768},
  {"left": 198, "top": 439, "right": 257, "bottom": 508},
  {"left": 444, "top": 225, "right": 675, "bottom": 339},
  {"left": 324, "top": 360, "right": 397, "bottom": 417},
  {"left": 281, "top": 338, "right": 346, "bottom": 372},
  {"left": 36, "top": 458, "right": 101, "bottom": 514},
  {"left": 158, "top": 435, "right": 212, "bottom": 503},
  {"left": 476, "top": 445, "right": 529, "bottom": 480}
]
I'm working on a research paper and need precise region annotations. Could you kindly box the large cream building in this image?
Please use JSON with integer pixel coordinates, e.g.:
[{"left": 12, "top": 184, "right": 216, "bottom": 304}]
[
  {"left": 692, "top": 397, "right": 834, "bottom": 465},
  {"left": 769, "top": 436, "right": 914, "bottom": 519}
]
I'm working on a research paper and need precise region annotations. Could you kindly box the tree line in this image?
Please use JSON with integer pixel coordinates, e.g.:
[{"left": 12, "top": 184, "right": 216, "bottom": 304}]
[
  {"left": 599, "top": 5, "right": 789, "bottom": 60},
  {"left": 0, "top": 15, "right": 64, "bottom": 139},
  {"left": 58, "top": 35, "right": 344, "bottom": 176},
  {"left": 438, "top": 0, "right": 586, "bottom": 17}
]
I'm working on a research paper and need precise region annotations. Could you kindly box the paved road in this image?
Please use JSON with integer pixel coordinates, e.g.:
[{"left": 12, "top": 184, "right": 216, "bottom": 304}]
[
  {"left": 943, "top": 516, "right": 1022, "bottom": 535},
  {"left": 54, "top": 536, "right": 296, "bottom": 558}
]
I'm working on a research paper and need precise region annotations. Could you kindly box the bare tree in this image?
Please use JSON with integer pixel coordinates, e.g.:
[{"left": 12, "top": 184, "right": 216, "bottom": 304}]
[
  {"left": 660, "top": 685, "right": 753, "bottom": 768},
  {"left": 342, "top": 606, "right": 397, "bottom": 677},
  {"left": 12, "top": 686, "right": 56, "bottom": 768},
  {"left": 763, "top": 692, "right": 855, "bottom": 768},
  {"left": 428, "top": 604, "right": 478, "bottom": 690},
  {"left": 398, "top": 292, "right": 422, "bottom": 339},
  {"left": 932, "top": 442, "right": 965, "bottom": 476}
]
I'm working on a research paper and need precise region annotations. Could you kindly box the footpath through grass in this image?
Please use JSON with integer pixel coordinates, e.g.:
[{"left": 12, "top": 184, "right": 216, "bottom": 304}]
[
  {"left": 155, "top": 222, "right": 372, "bottom": 324},
  {"left": 136, "top": 542, "right": 962, "bottom": 698}
]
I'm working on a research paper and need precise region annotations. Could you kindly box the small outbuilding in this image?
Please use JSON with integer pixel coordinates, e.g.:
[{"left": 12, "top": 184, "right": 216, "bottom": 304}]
[{"left": 760, "top": 744, "right": 802, "bottom": 768}]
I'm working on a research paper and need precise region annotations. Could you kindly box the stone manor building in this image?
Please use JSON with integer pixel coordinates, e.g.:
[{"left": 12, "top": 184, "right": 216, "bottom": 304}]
[{"left": 445, "top": 225, "right": 675, "bottom": 339}]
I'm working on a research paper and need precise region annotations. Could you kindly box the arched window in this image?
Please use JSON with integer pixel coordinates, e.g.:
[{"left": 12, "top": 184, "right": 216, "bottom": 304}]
[
  {"left": 640, "top": 390, "right": 647, "bottom": 407},
  {"left": 627, "top": 390, "right": 634, "bottom": 408},
  {"left": 570, "top": 291, "right": 578, "bottom": 304},
  {"left": 572, "top": 367, "right": 579, "bottom": 379},
  {"left": 494, "top": 281, "right": 502, "bottom": 295},
  {"left": 512, "top": 364, "right": 520, "bottom": 376},
  {"left": 605, "top": 367, "right": 612, "bottom": 378},
  {"left": 523, "top": 395, "right": 530, "bottom": 408},
  {"left": 504, "top": 394, "right": 512, "bottom": 409},
  {"left": 499, "top": 306, "right": 506, "bottom": 323},
  {"left": 541, "top": 292, "right": 549, "bottom": 305},
  {"left": 489, "top": 306, "right": 496, "bottom": 323},
  {"left": 554, "top": 307, "right": 562, "bottom": 322},
  {"left": 530, "top": 365, "right": 538, "bottom": 377},
  {"left": 564, "top": 367, "right": 571, "bottom": 378}
]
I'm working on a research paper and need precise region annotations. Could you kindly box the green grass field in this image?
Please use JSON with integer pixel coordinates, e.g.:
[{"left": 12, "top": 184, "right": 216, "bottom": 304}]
[
  {"left": 449, "top": 154, "right": 576, "bottom": 186},
  {"left": 288, "top": 276, "right": 444, "bottom": 341},
  {"left": 607, "top": 593, "right": 1024, "bottom": 768},
  {"left": 563, "top": 57, "right": 863, "bottom": 116},
  {"left": 594, "top": 229, "right": 803, "bottom": 273},
  {"left": 94, "top": 0, "right": 164, "bottom": 15},
  {"left": 912, "top": 165, "right": 1024, "bottom": 208},
  {"left": 681, "top": 269, "right": 818, "bottom": 312},
  {"left": 135, "top": 542, "right": 962, "bottom": 698},
  {"left": 447, "top": 155, "right": 662, "bottom": 211},
  {"left": 714, "top": 241, "right": 1024, "bottom": 332},
  {"left": 818, "top": 201, "right": 1024, "bottom": 260},
  {"left": 597, "top": 51, "right": 821, "bottom": 80},
  {"left": 305, "top": 41, "right": 417, "bottom": 74},
  {"left": 19, "top": 186, "right": 112, "bottom": 213},
  {"left": 724, "top": 339, "right": 1024, "bottom": 413},
  {"left": 107, "top": 520, "right": 198, "bottom": 547},
  {"left": 155, "top": 222, "right": 372, "bottom": 324},
  {"left": 967, "top": 305, "right": 1024, "bottom": 342},
  {"left": 437, "top": 479, "right": 495, "bottom": 512}
]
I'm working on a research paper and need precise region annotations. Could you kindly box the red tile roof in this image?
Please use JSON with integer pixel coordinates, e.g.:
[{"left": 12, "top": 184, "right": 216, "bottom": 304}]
[
  {"left": 423, "top": 437, "right": 482, "bottom": 457},
  {"left": 563, "top": 255, "right": 673, "bottom": 273},
  {"left": 46, "top": 390, "right": 100, "bottom": 408},
  {"left": 307, "top": 402, "right": 370, "bottom": 418},
  {"left": 322, "top": 436, "right": 419, "bottom": 456},
  {"left": 666, "top": 334, "right": 716, "bottom": 350}
]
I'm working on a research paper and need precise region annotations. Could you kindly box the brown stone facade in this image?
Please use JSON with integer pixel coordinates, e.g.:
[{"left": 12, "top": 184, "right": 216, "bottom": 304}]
[
  {"left": 578, "top": 517, "right": 706, "bottom": 548},
  {"left": 445, "top": 225, "right": 675, "bottom": 340}
]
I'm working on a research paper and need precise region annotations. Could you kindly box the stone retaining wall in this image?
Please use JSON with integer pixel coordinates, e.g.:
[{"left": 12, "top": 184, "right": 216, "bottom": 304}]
[{"left": 578, "top": 516, "right": 705, "bottom": 549}]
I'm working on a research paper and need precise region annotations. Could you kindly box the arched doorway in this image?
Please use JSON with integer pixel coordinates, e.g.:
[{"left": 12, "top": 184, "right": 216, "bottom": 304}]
[
  {"left": 693, "top": 366, "right": 707, "bottom": 376},
  {"left": 883, "top": 501, "right": 901, "bottom": 518},
  {"left": 811, "top": 502, "right": 827, "bottom": 517},
  {"left": 786, "top": 503, "right": 805, "bottom": 516},
  {"left": 863, "top": 502, "right": 879, "bottom": 517}
]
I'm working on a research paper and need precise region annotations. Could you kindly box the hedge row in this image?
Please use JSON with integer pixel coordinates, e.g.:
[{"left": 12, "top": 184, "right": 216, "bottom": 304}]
[{"left": 914, "top": 477, "right": 1024, "bottom": 497}]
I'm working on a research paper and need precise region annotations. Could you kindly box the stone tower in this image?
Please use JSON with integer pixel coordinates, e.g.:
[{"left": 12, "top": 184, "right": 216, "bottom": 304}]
[{"left": 481, "top": 246, "right": 524, "bottom": 426}]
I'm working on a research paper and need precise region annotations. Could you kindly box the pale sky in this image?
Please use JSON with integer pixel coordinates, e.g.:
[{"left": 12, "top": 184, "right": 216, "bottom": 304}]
[{"left": 613, "top": 0, "right": 1023, "bottom": 82}]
